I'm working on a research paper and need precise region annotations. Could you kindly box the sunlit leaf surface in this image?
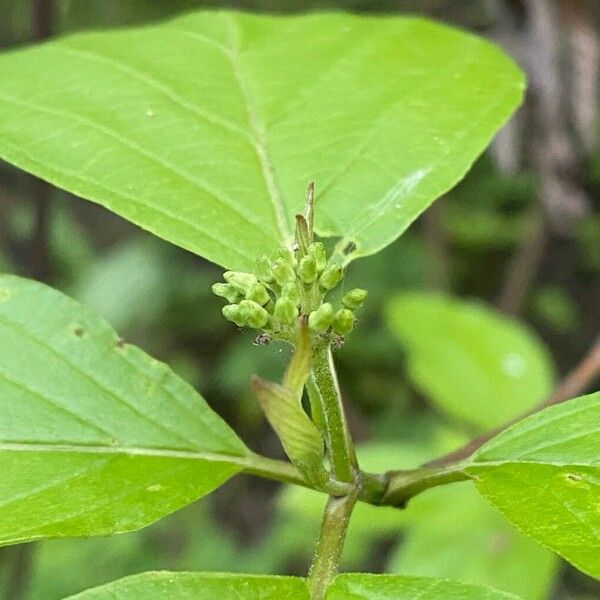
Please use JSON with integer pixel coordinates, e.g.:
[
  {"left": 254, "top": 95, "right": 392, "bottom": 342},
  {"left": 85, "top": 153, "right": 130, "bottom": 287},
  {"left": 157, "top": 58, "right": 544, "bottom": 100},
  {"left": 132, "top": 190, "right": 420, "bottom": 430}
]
[{"left": 0, "top": 12, "right": 523, "bottom": 269}]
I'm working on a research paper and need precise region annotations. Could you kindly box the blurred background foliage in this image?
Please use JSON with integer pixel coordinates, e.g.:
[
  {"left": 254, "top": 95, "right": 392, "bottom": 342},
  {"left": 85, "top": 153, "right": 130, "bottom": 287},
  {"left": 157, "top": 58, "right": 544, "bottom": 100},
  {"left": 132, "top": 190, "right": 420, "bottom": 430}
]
[{"left": 0, "top": 1, "right": 599, "bottom": 599}]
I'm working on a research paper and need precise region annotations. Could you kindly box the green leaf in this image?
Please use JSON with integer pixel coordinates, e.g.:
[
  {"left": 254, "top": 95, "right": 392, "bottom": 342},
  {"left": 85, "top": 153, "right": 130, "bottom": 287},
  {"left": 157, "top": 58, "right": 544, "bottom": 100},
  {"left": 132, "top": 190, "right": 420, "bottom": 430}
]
[
  {"left": 251, "top": 377, "right": 325, "bottom": 483},
  {"left": 388, "top": 482, "right": 556, "bottom": 600},
  {"left": 0, "top": 12, "right": 524, "bottom": 270},
  {"left": 387, "top": 293, "right": 554, "bottom": 429},
  {"left": 63, "top": 572, "right": 309, "bottom": 599},
  {"left": 326, "top": 574, "right": 520, "bottom": 599},
  {"left": 465, "top": 392, "right": 600, "bottom": 579},
  {"left": 64, "top": 572, "right": 523, "bottom": 599},
  {"left": 0, "top": 275, "right": 251, "bottom": 545}
]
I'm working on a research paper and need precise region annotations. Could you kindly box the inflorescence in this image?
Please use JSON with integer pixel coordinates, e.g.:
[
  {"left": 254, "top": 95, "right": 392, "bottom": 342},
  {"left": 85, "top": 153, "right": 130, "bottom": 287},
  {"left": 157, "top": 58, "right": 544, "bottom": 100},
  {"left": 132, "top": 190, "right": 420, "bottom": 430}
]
[{"left": 212, "top": 241, "right": 367, "bottom": 344}]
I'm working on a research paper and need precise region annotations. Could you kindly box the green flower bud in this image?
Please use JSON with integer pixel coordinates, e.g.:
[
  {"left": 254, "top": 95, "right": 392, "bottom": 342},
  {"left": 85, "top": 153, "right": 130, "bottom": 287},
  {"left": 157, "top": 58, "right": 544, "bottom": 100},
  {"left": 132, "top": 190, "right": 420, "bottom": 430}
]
[
  {"left": 223, "top": 271, "right": 258, "bottom": 294},
  {"left": 309, "top": 242, "right": 327, "bottom": 272},
  {"left": 222, "top": 304, "right": 245, "bottom": 327},
  {"left": 246, "top": 282, "right": 270, "bottom": 306},
  {"left": 272, "top": 258, "right": 295, "bottom": 286},
  {"left": 332, "top": 308, "right": 355, "bottom": 335},
  {"left": 342, "top": 288, "right": 368, "bottom": 310},
  {"left": 274, "top": 297, "right": 298, "bottom": 326},
  {"left": 298, "top": 254, "right": 318, "bottom": 284},
  {"left": 212, "top": 282, "right": 240, "bottom": 304},
  {"left": 281, "top": 282, "right": 300, "bottom": 305},
  {"left": 277, "top": 246, "right": 297, "bottom": 268},
  {"left": 319, "top": 265, "right": 343, "bottom": 291},
  {"left": 255, "top": 255, "right": 274, "bottom": 283},
  {"left": 238, "top": 299, "right": 269, "bottom": 329},
  {"left": 308, "top": 303, "right": 334, "bottom": 332}
]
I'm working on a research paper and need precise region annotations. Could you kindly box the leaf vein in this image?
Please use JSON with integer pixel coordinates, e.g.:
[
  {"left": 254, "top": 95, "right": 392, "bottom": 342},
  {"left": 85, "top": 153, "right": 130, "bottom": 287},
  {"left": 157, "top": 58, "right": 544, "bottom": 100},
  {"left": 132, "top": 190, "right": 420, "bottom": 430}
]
[
  {"left": 0, "top": 90, "right": 272, "bottom": 240},
  {"left": 0, "top": 313, "right": 197, "bottom": 449}
]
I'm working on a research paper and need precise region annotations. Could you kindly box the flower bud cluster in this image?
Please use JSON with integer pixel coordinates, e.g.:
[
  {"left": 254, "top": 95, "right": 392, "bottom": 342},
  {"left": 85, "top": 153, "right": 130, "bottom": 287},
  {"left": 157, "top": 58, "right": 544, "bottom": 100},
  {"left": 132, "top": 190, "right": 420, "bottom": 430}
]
[{"left": 212, "top": 241, "right": 367, "bottom": 342}]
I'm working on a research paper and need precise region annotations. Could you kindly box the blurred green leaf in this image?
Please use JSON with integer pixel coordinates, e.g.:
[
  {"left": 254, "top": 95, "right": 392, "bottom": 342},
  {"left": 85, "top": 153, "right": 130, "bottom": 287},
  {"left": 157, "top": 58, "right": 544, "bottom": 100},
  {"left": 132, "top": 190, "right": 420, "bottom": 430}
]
[
  {"left": 444, "top": 211, "right": 525, "bottom": 249},
  {"left": 442, "top": 158, "right": 535, "bottom": 250},
  {"left": 326, "top": 574, "right": 520, "bottom": 599},
  {"left": 64, "top": 572, "right": 309, "bottom": 599},
  {"left": 70, "top": 237, "right": 169, "bottom": 332},
  {"left": 0, "top": 275, "right": 249, "bottom": 545},
  {"left": 0, "top": 12, "right": 523, "bottom": 269},
  {"left": 531, "top": 286, "right": 578, "bottom": 334},
  {"left": 388, "top": 482, "right": 556, "bottom": 600},
  {"left": 466, "top": 392, "right": 600, "bottom": 579},
  {"left": 387, "top": 292, "right": 555, "bottom": 429}
]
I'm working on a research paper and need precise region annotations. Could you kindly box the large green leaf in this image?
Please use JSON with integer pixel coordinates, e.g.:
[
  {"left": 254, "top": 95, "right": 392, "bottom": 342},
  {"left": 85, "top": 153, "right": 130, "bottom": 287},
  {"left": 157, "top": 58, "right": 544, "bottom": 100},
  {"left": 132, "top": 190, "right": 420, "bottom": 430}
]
[
  {"left": 0, "top": 275, "right": 251, "bottom": 545},
  {"left": 388, "top": 483, "right": 556, "bottom": 600},
  {"left": 64, "top": 572, "right": 309, "bottom": 599},
  {"left": 387, "top": 293, "right": 554, "bottom": 429},
  {"left": 466, "top": 392, "right": 600, "bottom": 580},
  {"left": 64, "top": 572, "right": 522, "bottom": 599},
  {"left": 326, "top": 574, "right": 520, "bottom": 599},
  {"left": 0, "top": 12, "right": 524, "bottom": 270}
]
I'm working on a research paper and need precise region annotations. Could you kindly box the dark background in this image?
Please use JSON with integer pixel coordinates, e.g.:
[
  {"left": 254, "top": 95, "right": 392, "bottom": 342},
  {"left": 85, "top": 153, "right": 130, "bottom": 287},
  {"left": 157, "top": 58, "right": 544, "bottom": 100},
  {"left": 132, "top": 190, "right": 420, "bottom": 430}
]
[{"left": 0, "top": 1, "right": 598, "bottom": 599}]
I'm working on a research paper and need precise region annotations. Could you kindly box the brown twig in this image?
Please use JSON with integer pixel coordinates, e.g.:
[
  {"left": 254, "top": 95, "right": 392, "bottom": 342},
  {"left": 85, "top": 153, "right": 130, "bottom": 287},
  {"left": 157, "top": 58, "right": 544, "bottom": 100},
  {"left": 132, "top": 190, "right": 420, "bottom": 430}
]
[
  {"left": 496, "top": 208, "right": 547, "bottom": 315},
  {"left": 495, "top": 0, "right": 593, "bottom": 317},
  {"left": 425, "top": 333, "right": 600, "bottom": 468}
]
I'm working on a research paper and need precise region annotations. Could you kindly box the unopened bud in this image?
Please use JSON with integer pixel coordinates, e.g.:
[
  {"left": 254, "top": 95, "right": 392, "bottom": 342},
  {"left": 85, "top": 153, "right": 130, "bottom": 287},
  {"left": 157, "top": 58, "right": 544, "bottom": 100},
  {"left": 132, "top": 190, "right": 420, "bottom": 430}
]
[
  {"left": 309, "top": 242, "right": 327, "bottom": 272},
  {"left": 319, "top": 265, "right": 343, "bottom": 291},
  {"left": 246, "top": 282, "right": 270, "bottom": 306},
  {"left": 222, "top": 304, "right": 245, "bottom": 327},
  {"left": 255, "top": 255, "right": 274, "bottom": 283},
  {"left": 308, "top": 303, "right": 334, "bottom": 332},
  {"left": 282, "top": 282, "right": 300, "bottom": 305},
  {"left": 298, "top": 254, "right": 318, "bottom": 284},
  {"left": 274, "top": 297, "right": 298, "bottom": 325},
  {"left": 342, "top": 288, "right": 367, "bottom": 310},
  {"left": 238, "top": 299, "right": 269, "bottom": 329},
  {"left": 212, "top": 282, "right": 240, "bottom": 304},
  {"left": 272, "top": 258, "right": 295, "bottom": 286},
  {"left": 277, "top": 247, "right": 297, "bottom": 268},
  {"left": 332, "top": 308, "right": 355, "bottom": 335},
  {"left": 224, "top": 271, "right": 257, "bottom": 294}
]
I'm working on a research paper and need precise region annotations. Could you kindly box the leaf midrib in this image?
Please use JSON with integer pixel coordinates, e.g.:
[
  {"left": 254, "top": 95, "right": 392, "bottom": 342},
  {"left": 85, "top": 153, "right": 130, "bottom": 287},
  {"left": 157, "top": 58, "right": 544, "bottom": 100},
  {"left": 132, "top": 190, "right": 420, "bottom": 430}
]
[
  {"left": 224, "top": 14, "right": 291, "bottom": 243},
  {"left": 0, "top": 441, "right": 250, "bottom": 463}
]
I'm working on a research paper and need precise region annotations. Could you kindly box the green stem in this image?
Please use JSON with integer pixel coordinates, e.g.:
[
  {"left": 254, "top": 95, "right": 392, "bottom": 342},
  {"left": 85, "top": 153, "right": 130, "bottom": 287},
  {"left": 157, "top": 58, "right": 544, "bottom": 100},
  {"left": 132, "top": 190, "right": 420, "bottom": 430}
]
[
  {"left": 242, "top": 453, "right": 310, "bottom": 488},
  {"left": 307, "top": 491, "right": 357, "bottom": 600},
  {"left": 242, "top": 454, "right": 469, "bottom": 507},
  {"left": 242, "top": 453, "right": 351, "bottom": 497},
  {"left": 382, "top": 462, "right": 470, "bottom": 507},
  {"left": 310, "top": 342, "right": 357, "bottom": 483}
]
